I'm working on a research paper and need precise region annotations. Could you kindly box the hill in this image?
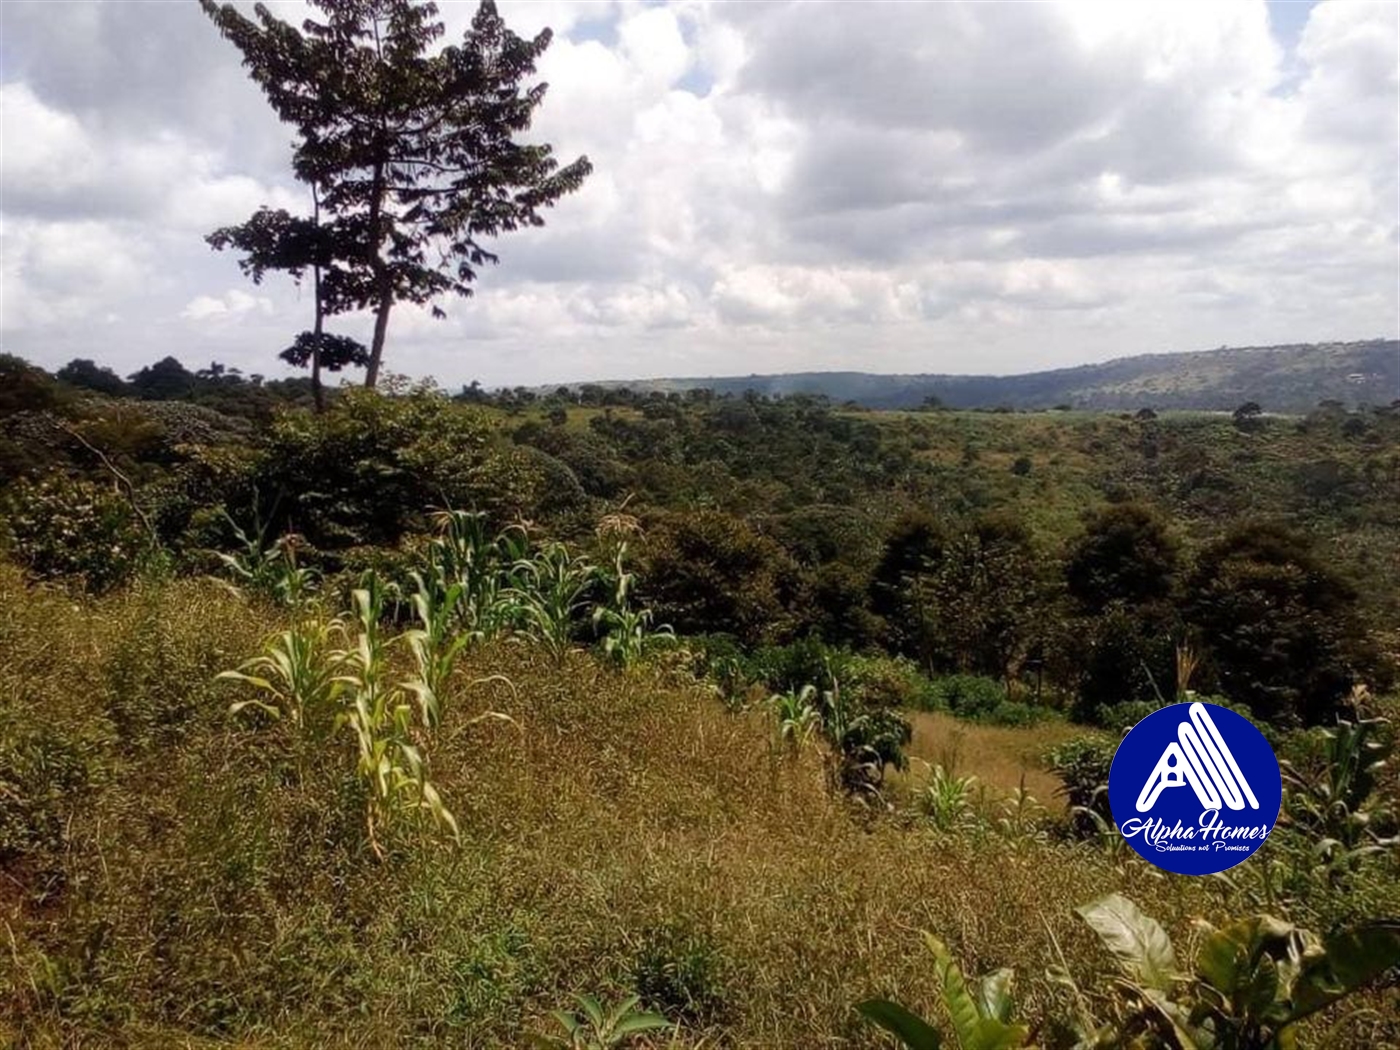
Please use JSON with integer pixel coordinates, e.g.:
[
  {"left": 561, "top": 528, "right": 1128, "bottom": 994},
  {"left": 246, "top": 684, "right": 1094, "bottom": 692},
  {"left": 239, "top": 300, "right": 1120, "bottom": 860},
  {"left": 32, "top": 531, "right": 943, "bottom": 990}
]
[{"left": 570, "top": 339, "right": 1399, "bottom": 412}]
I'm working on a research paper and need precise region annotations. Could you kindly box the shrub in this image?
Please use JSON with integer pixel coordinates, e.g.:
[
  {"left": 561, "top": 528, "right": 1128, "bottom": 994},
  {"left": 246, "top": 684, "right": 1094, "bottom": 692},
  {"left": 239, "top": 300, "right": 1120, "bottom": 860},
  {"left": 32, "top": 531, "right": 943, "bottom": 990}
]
[
  {"left": 1095, "top": 699, "right": 1161, "bottom": 732},
  {"left": 841, "top": 653, "right": 929, "bottom": 710},
  {"left": 4, "top": 476, "right": 151, "bottom": 593},
  {"left": 1045, "top": 734, "right": 1116, "bottom": 837},
  {"left": 254, "top": 389, "right": 543, "bottom": 550},
  {"left": 928, "top": 674, "right": 1006, "bottom": 720},
  {"left": 743, "top": 637, "right": 848, "bottom": 695}
]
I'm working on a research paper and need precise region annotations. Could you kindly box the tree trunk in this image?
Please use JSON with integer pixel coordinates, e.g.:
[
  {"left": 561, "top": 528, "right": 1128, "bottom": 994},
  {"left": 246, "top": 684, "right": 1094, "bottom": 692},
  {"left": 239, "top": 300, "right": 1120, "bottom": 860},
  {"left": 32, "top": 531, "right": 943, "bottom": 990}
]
[
  {"left": 363, "top": 157, "right": 390, "bottom": 390},
  {"left": 311, "top": 186, "right": 325, "bottom": 413},
  {"left": 311, "top": 291, "right": 325, "bottom": 412},
  {"left": 365, "top": 289, "right": 393, "bottom": 389}
]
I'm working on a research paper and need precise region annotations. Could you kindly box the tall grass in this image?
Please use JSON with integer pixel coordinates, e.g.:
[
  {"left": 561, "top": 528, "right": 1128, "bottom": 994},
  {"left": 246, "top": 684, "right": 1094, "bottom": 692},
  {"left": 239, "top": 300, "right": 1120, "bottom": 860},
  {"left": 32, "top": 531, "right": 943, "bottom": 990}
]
[{"left": 3, "top": 564, "right": 1398, "bottom": 1048}]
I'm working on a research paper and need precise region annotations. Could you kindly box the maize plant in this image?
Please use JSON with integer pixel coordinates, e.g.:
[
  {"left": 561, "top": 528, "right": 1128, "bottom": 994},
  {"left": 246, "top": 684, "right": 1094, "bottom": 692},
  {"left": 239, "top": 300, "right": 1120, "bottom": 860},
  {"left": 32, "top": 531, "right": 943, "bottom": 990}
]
[
  {"left": 218, "top": 615, "right": 345, "bottom": 735},
  {"left": 335, "top": 580, "right": 458, "bottom": 857},
  {"left": 404, "top": 571, "right": 474, "bottom": 730},
  {"left": 917, "top": 764, "right": 980, "bottom": 833},
  {"left": 508, "top": 541, "right": 603, "bottom": 664},
  {"left": 214, "top": 508, "right": 318, "bottom": 608},
  {"left": 422, "top": 509, "right": 528, "bottom": 640},
  {"left": 593, "top": 543, "right": 675, "bottom": 669},
  {"left": 769, "top": 685, "right": 821, "bottom": 755}
]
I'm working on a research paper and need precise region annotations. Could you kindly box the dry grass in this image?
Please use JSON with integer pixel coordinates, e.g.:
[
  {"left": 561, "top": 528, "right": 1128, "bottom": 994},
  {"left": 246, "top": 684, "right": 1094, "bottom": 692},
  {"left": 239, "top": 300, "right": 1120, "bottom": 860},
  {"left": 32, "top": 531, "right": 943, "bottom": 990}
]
[
  {"left": 895, "top": 710, "right": 1084, "bottom": 805},
  {"left": 3, "top": 566, "right": 1397, "bottom": 1049}
]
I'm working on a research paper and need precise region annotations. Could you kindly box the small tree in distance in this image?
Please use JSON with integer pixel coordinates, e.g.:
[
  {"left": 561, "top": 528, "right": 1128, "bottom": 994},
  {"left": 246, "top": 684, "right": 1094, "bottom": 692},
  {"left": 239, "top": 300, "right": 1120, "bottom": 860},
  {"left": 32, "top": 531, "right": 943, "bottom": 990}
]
[
  {"left": 1232, "top": 400, "right": 1263, "bottom": 432},
  {"left": 201, "top": 0, "right": 592, "bottom": 389}
]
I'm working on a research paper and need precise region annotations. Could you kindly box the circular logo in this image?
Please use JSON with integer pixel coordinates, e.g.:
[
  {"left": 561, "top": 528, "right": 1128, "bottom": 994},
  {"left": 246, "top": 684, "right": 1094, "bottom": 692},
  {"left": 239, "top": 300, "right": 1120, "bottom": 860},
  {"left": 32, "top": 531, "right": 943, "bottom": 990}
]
[{"left": 1108, "top": 701, "right": 1280, "bottom": 875}]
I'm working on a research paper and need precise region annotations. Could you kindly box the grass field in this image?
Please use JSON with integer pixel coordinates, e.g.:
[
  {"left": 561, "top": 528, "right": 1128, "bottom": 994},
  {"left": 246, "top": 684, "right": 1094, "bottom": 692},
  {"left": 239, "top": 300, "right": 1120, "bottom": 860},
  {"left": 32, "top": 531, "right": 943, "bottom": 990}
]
[{"left": 4, "top": 566, "right": 1398, "bottom": 1048}]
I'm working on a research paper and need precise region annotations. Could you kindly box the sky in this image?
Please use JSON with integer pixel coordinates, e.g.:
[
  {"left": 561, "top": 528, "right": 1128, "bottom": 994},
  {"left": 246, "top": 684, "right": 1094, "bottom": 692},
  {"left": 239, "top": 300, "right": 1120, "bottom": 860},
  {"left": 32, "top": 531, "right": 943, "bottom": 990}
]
[{"left": 1, "top": 0, "right": 1396, "bottom": 388}]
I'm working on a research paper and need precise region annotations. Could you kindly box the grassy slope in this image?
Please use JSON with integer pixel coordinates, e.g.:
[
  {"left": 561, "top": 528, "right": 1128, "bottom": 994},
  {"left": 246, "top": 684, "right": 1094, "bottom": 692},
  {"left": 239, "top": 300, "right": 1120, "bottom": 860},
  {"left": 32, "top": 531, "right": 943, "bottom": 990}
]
[{"left": 5, "top": 569, "right": 1399, "bottom": 1048}]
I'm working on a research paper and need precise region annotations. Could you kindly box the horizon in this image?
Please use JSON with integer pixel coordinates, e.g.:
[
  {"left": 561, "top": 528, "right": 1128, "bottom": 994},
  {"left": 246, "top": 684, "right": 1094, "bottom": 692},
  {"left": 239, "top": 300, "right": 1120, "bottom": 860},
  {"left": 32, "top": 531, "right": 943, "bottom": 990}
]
[
  {"left": 17, "top": 336, "right": 1396, "bottom": 398},
  {"left": 3, "top": 1, "right": 1397, "bottom": 387}
]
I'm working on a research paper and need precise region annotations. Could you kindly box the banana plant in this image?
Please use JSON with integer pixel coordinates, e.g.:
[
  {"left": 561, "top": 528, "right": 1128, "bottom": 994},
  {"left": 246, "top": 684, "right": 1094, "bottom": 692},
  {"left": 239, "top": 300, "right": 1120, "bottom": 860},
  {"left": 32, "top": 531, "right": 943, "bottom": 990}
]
[
  {"left": 857, "top": 932, "right": 1033, "bottom": 1049},
  {"left": 1074, "top": 892, "right": 1400, "bottom": 1049},
  {"left": 531, "top": 994, "right": 672, "bottom": 1049}
]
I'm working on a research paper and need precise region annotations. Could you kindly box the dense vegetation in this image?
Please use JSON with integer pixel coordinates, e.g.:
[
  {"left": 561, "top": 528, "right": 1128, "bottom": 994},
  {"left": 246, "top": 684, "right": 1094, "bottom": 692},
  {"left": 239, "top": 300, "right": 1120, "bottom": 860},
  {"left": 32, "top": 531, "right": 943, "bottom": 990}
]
[
  {"left": 562, "top": 340, "right": 1400, "bottom": 413},
  {"left": 2, "top": 350, "right": 1399, "bottom": 1048}
]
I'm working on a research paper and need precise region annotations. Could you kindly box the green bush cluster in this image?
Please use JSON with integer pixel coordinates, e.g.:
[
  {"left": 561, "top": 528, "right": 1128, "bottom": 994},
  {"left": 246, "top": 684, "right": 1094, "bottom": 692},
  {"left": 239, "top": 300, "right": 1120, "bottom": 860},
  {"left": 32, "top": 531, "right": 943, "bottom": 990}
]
[{"left": 3, "top": 476, "right": 152, "bottom": 593}]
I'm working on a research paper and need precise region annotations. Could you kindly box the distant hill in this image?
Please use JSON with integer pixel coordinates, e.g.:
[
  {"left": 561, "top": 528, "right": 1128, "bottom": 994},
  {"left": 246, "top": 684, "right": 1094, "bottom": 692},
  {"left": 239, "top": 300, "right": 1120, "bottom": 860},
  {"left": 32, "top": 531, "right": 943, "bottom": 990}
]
[{"left": 569, "top": 340, "right": 1399, "bottom": 412}]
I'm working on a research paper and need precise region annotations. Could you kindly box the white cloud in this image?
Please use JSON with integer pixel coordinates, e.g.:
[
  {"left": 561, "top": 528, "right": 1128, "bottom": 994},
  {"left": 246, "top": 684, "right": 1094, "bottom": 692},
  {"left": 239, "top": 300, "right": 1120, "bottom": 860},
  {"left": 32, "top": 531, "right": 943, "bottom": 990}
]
[
  {"left": 1, "top": 0, "right": 1395, "bottom": 386},
  {"left": 180, "top": 289, "right": 274, "bottom": 321}
]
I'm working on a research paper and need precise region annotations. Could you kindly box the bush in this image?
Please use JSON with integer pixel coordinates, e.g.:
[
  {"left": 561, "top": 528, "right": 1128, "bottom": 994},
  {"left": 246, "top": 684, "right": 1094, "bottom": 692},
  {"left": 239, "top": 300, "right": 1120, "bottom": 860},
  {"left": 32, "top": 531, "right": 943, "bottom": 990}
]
[
  {"left": 254, "top": 388, "right": 543, "bottom": 550},
  {"left": 841, "top": 653, "right": 928, "bottom": 710},
  {"left": 3, "top": 476, "right": 151, "bottom": 593},
  {"left": 927, "top": 674, "right": 1006, "bottom": 720},
  {"left": 1094, "top": 700, "right": 1161, "bottom": 732},
  {"left": 1045, "top": 734, "right": 1117, "bottom": 837},
  {"left": 744, "top": 637, "right": 847, "bottom": 695}
]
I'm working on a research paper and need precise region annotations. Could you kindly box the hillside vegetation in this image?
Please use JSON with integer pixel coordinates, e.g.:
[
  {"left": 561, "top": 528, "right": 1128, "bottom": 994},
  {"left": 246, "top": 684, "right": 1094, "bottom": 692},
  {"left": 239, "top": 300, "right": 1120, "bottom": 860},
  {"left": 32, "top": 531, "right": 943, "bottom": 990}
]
[
  {"left": 2, "top": 351, "right": 1399, "bottom": 1048},
  {"left": 574, "top": 339, "right": 1399, "bottom": 412}
]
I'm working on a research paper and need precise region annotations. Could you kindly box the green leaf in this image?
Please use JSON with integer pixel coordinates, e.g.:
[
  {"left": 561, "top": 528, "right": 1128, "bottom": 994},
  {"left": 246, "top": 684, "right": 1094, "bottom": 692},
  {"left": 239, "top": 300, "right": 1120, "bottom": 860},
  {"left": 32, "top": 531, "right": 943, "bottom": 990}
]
[
  {"left": 856, "top": 999, "right": 944, "bottom": 1050},
  {"left": 968, "top": 1017, "right": 1032, "bottom": 1050},
  {"left": 926, "top": 932, "right": 982, "bottom": 1050},
  {"left": 602, "top": 994, "right": 643, "bottom": 1034},
  {"left": 1243, "top": 951, "right": 1281, "bottom": 1019},
  {"left": 548, "top": 1009, "right": 581, "bottom": 1037},
  {"left": 1284, "top": 920, "right": 1400, "bottom": 1025},
  {"left": 1142, "top": 989, "right": 1203, "bottom": 1049},
  {"left": 1196, "top": 926, "right": 1248, "bottom": 999},
  {"left": 610, "top": 1012, "right": 671, "bottom": 1038},
  {"left": 1076, "top": 894, "right": 1179, "bottom": 994},
  {"left": 574, "top": 993, "right": 606, "bottom": 1030},
  {"left": 978, "top": 969, "right": 1015, "bottom": 1024}
]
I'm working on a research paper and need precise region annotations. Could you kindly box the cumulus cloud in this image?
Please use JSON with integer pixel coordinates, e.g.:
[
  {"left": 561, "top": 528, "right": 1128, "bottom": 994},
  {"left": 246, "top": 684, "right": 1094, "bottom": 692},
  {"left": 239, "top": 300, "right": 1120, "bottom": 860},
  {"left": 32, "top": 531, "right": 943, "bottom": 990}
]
[
  {"left": 1, "top": 0, "right": 1395, "bottom": 386},
  {"left": 180, "top": 289, "right": 274, "bottom": 322}
]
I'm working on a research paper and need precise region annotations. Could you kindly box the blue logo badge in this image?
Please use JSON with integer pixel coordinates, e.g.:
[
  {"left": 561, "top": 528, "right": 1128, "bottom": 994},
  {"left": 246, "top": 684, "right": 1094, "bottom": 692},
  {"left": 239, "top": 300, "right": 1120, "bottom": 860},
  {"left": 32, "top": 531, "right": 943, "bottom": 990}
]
[{"left": 1108, "top": 701, "right": 1280, "bottom": 875}]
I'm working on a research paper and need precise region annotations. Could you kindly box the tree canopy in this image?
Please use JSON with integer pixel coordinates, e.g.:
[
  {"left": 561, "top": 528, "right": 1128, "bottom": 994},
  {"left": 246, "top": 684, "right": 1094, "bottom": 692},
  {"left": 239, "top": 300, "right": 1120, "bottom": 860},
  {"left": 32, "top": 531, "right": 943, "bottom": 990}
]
[{"left": 201, "top": 0, "right": 592, "bottom": 388}]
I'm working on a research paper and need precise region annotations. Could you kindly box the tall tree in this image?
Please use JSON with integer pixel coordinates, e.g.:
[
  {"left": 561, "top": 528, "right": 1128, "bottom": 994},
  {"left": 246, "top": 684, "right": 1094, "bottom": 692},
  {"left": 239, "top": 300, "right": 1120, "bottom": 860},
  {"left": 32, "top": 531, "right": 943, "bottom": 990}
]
[
  {"left": 1185, "top": 522, "right": 1390, "bottom": 725},
  {"left": 206, "top": 191, "right": 367, "bottom": 411},
  {"left": 201, "top": 0, "right": 592, "bottom": 388}
]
